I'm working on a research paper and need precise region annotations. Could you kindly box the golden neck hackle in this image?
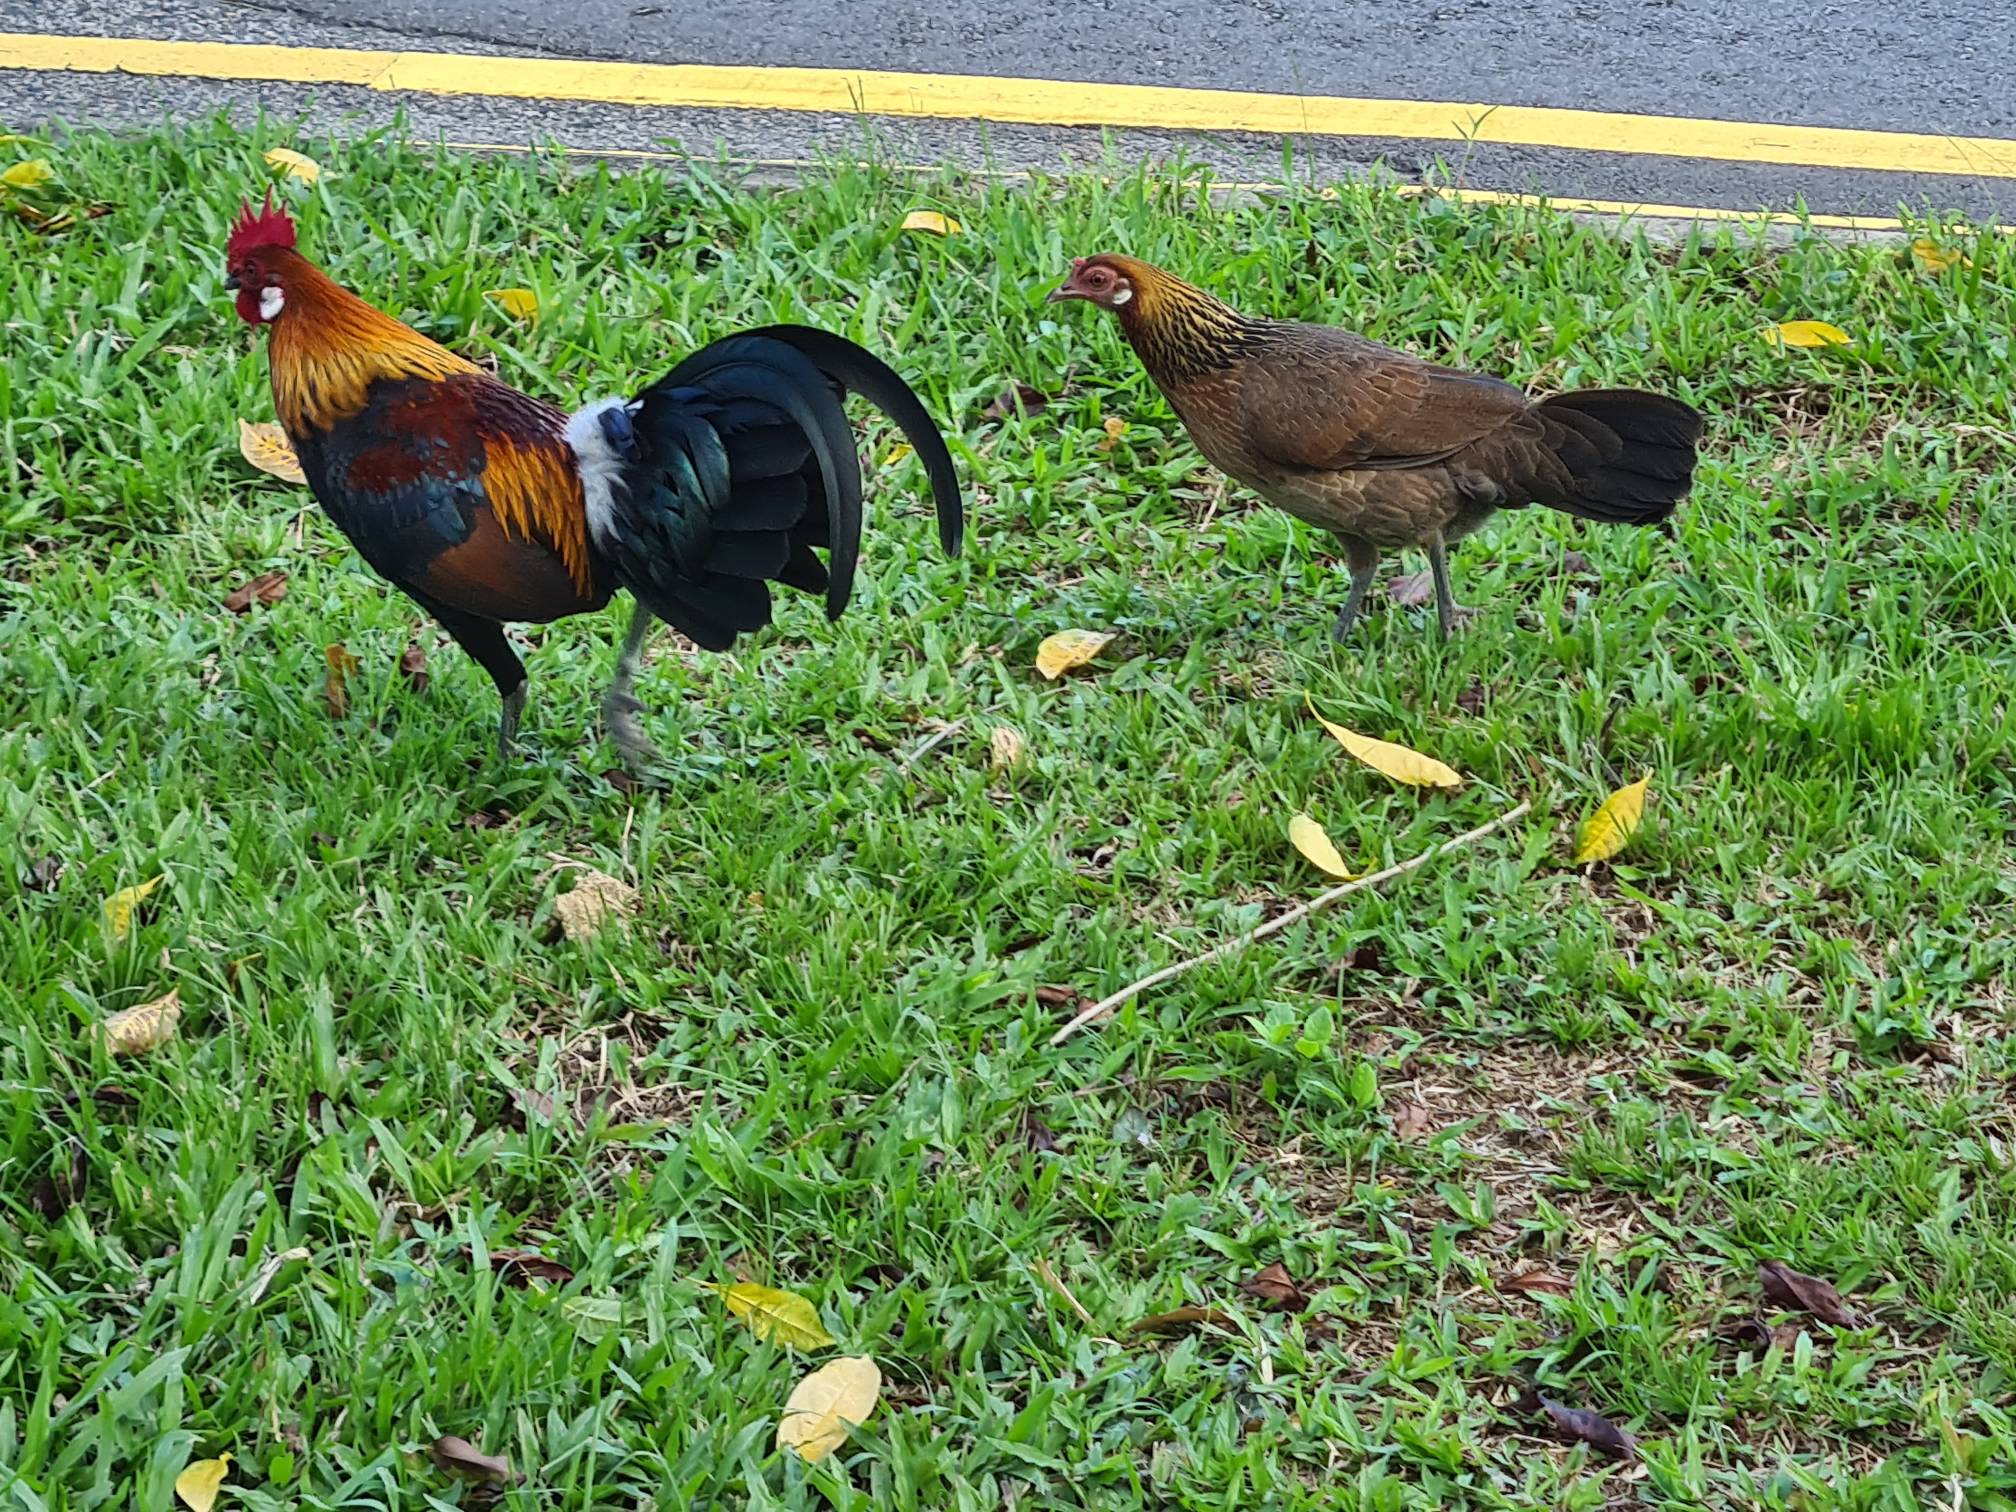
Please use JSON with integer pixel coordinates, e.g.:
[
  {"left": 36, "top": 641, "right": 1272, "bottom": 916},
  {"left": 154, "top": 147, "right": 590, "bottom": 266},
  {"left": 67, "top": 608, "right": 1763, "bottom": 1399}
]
[
  {"left": 265, "top": 251, "right": 480, "bottom": 433},
  {"left": 1107, "top": 259, "right": 1262, "bottom": 387}
]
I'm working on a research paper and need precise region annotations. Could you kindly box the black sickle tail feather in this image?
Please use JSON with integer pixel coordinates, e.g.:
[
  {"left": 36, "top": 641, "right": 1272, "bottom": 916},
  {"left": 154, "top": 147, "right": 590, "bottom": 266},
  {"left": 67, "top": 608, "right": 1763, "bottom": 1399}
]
[
  {"left": 595, "top": 329, "right": 964, "bottom": 654},
  {"left": 1534, "top": 388, "right": 1704, "bottom": 526},
  {"left": 740, "top": 323, "right": 965, "bottom": 557}
]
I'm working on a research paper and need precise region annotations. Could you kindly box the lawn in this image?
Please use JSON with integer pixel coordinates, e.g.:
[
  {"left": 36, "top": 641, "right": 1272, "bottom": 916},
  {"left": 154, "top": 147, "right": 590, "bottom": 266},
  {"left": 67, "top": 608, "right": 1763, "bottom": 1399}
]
[{"left": 3, "top": 119, "right": 2015, "bottom": 1511}]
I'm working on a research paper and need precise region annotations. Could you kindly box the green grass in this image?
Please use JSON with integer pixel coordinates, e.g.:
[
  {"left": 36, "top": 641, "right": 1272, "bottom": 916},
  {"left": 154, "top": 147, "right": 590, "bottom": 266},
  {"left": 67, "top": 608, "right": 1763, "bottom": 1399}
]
[{"left": 4, "top": 117, "right": 2016, "bottom": 1511}]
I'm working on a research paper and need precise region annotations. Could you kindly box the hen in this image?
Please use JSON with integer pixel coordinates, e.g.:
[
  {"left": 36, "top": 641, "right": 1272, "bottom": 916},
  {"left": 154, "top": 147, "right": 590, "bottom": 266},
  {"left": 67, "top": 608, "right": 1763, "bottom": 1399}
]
[
  {"left": 1050, "top": 254, "right": 1700, "bottom": 641},
  {"left": 224, "top": 195, "right": 963, "bottom": 765}
]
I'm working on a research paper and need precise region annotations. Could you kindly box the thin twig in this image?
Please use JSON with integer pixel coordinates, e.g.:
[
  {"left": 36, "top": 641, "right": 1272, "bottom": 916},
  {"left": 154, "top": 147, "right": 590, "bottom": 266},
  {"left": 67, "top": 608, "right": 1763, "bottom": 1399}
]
[
  {"left": 1033, "top": 1257, "right": 1101, "bottom": 1333},
  {"left": 1049, "top": 799, "right": 1532, "bottom": 1046},
  {"left": 896, "top": 718, "right": 967, "bottom": 772}
]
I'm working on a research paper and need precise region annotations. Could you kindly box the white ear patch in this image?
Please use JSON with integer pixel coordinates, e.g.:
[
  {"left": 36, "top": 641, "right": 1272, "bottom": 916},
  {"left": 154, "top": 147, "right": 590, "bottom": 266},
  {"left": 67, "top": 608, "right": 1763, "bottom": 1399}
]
[
  {"left": 1111, "top": 285, "right": 1133, "bottom": 305},
  {"left": 564, "top": 397, "right": 635, "bottom": 551},
  {"left": 259, "top": 286, "right": 285, "bottom": 321}
]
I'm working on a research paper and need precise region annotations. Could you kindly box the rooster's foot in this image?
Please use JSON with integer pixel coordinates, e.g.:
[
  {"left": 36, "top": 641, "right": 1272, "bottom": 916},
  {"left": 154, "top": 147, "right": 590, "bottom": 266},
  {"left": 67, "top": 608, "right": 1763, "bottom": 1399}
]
[{"left": 602, "top": 689, "right": 662, "bottom": 769}]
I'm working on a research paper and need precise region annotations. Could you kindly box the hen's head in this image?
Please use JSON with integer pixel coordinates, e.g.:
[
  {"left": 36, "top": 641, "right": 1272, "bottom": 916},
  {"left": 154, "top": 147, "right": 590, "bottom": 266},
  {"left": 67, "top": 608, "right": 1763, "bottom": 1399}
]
[
  {"left": 1047, "top": 254, "right": 1145, "bottom": 312},
  {"left": 224, "top": 193, "right": 301, "bottom": 326}
]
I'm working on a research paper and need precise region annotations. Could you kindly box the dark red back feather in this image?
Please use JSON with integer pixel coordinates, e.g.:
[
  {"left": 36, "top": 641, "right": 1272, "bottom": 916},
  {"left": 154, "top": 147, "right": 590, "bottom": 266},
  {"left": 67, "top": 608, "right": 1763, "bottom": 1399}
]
[{"left": 227, "top": 191, "right": 297, "bottom": 260}]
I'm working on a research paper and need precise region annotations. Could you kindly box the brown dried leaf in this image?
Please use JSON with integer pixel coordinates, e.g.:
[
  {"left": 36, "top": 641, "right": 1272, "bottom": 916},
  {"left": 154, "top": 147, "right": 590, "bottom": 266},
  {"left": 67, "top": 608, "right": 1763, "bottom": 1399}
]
[
  {"left": 1387, "top": 568, "right": 1434, "bottom": 608},
  {"left": 222, "top": 570, "right": 288, "bottom": 614},
  {"left": 988, "top": 724, "right": 1027, "bottom": 769},
  {"left": 1538, "top": 1397, "right": 1638, "bottom": 1461},
  {"left": 602, "top": 767, "right": 640, "bottom": 795},
  {"left": 23, "top": 854, "right": 63, "bottom": 892},
  {"left": 553, "top": 867, "right": 638, "bottom": 942},
  {"left": 1343, "top": 941, "right": 1384, "bottom": 973},
  {"left": 979, "top": 383, "right": 1050, "bottom": 423},
  {"left": 31, "top": 1139, "right": 86, "bottom": 1218},
  {"left": 1560, "top": 549, "right": 1595, "bottom": 576},
  {"left": 429, "top": 1435, "right": 516, "bottom": 1485},
  {"left": 1390, "top": 1101, "right": 1433, "bottom": 1140},
  {"left": 1238, "top": 1262, "right": 1309, "bottom": 1313},
  {"left": 1718, "top": 1315, "right": 1773, "bottom": 1351},
  {"left": 398, "top": 641, "right": 429, "bottom": 693},
  {"left": 1128, "top": 1305, "right": 1237, "bottom": 1337},
  {"left": 510, "top": 1086, "right": 562, "bottom": 1125},
  {"left": 324, "top": 643, "right": 361, "bottom": 719},
  {"left": 1758, "top": 1258, "right": 1857, "bottom": 1326},
  {"left": 1033, "top": 985, "right": 1080, "bottom": 1007},
  {"left": 95, "top": 989, "right": 181, "bottom": 1055},
  {"left": 1023, "top": 1114, "right": 1059, "bottom": 1153},
  {"left": 237, "top": 418, "right": 307, "bottom": 485},
  {"left": 1455, "top": 680, "right": 1486, "bottom": 715},
  {"left": 1500, "top": 1267, "right": 1575, "bottom": 1298},
  {"left": 485, "top": 1248, "right": 576, "bottom": 1287}
]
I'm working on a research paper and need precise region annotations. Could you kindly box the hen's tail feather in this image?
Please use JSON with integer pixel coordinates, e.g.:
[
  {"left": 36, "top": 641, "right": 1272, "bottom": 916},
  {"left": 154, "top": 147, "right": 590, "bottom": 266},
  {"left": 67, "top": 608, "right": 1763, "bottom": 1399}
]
[
  {"left": 1535, "top": 388, "right": 1704, "bottom": 526},
  {"left": 740, "top": 323, "right": 966, "bottom": 557}
]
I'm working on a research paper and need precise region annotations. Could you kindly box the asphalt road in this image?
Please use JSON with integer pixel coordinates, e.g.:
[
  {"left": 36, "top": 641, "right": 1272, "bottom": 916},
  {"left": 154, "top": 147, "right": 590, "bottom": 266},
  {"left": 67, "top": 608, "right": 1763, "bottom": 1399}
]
[{"left": 6, "top": 0, "right": 2015, "bottom": 221}]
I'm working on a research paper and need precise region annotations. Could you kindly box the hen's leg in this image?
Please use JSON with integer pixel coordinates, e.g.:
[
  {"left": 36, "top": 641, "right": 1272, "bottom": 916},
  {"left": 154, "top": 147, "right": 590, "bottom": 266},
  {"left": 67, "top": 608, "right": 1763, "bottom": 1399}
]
[
  {"left": 1426, "top": 533, "right": 1475, "bottom": 641},
  {"left": 601, "top": 602, "right": 662, "bottom": 769},
  {"left": 1331, "top": 535, "right": 1382, "bottom": 643}
]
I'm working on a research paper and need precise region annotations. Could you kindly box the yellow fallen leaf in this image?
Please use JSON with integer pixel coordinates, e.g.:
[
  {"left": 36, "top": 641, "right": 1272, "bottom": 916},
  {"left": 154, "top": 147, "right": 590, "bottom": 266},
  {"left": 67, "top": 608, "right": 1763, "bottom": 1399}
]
[
  {"left": 2, "top": 158, "right": 53, "bottom": 189},
  {"left": 174, "top": 1453, "right": 231, "bottom": 1512},
  {"left": 1765, "top": 320, "right": 1851, "bottom": 349},
  {"left": 899, "top": 210, "right": 961, "bottom": 236},
  {"left": 882, "top": 441, "right": 914, "bottom": 467},
  {"left": 1909, "top": 237, "right": 1971, "bottom": 274},
  {"left": 103, "top": 875, "right": 164, "bottom": 942},
  {"left": 1034, "top": 629, "right": 1116, "bottom": 680},
  {"left": 712, "top": 1282, "right": 836, "bottom": 1349},
  {"left": 237, "top": 419, "right": 306, "bottom": 485},
  {"left": 324, "top": 643, "right": 361, "bottom": 719},
  {"left": 485, "top": 287, "right": 539, "bottom": 321},
  {"left": 96, "top": 989, "right": 181, "bottom": 1056},
  {"left": 989, "top": 724, "right": 1027, "bottom": 770},
  {"left": 554, "top": 867, "right": 638, "bottom": 942},
  {"left": 777, "top": 1355, "right": 881, "bottom": 1463},
  {"left": 1287, "top": 814, "right": 1356, "bottom": 879},
  {"left": 1573, "top": 774, "right": 1651, "bottom": 864},
  {"left": 262, "top": 147, "right": 321, "bottom": 183},
  {"left": 1306, "top": 698, "right": 1462, "bottom": 789}
]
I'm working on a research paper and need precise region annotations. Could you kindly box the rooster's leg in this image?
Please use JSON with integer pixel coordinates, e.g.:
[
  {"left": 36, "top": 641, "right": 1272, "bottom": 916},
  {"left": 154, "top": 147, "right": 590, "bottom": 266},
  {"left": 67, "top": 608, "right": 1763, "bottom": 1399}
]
[
  {"left": 601, "top": 602, "right": 662, "bottom": 769},
  {"left": 1330, "top": 536, "right": 1382, "bottom": 643},
  {"left": 1426, "top": 534, "right": 1475, "bottom": 641},
  {"left": 420, "top": 599, "right": 529, "bottom": 759}
]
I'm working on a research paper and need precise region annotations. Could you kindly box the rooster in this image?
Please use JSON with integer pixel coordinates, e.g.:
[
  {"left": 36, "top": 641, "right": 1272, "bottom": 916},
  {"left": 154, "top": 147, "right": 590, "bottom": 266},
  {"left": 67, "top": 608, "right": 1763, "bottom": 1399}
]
[
  {"left": 1049, "top": 254, "right": 1701, "bottom": 642},
  {"left": 224, "top": 195, "right": 963, "bottom": 765}
]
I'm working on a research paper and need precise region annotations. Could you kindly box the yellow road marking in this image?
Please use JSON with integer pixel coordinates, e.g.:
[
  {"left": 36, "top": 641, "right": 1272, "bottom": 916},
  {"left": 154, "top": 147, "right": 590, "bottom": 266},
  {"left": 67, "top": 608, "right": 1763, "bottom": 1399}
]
[{"left": 7, "top": 31, "right": 2016, "bottom": 181}]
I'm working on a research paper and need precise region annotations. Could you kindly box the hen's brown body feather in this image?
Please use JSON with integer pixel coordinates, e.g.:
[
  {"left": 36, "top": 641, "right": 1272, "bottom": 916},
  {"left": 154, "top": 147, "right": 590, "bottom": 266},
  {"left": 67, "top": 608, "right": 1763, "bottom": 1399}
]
[{"left": 1065, "top": 255, "right": 1703, "bottom": 640}]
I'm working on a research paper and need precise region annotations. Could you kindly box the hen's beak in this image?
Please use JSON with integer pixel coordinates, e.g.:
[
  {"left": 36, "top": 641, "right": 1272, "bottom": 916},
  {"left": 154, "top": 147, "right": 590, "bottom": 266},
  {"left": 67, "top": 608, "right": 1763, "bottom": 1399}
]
[{"left": 1045, "top": 282, "right": 1080, "bottom": 304}]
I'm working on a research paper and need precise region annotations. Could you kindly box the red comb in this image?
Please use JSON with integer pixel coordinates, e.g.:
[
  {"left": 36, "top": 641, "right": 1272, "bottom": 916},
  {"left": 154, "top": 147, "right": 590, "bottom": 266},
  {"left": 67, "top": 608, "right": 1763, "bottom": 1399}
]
[{"left": 226, "top": 190, "right": 297, "bottom": 259}]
